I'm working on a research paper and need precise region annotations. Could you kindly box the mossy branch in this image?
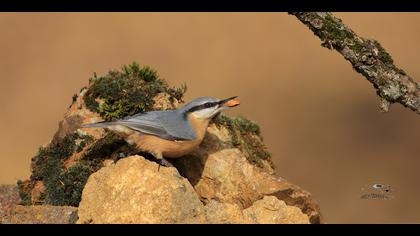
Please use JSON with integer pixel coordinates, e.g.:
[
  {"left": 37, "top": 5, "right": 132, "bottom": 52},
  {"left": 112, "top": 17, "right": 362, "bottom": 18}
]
[{"left": 290, "top": 12, "right": 420, "bottom": 114}]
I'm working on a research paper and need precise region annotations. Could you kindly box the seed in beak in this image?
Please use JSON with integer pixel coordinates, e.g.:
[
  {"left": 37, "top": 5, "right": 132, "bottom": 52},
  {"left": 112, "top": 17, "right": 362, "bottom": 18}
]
[{"left": 224, "top": 98, "right": 240, "bottom": 107}]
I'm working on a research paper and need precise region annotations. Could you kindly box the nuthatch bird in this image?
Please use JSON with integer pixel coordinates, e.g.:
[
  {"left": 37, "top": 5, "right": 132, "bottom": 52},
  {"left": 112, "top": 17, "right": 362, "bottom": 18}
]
[{"left": 82, "top": 96, "right": 240, "bottom": 167}]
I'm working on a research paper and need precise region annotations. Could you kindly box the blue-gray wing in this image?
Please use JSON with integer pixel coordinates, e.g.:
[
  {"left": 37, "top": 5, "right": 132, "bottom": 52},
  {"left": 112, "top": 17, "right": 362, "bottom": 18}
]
[{"left": 114, "top": 110, "right": 197, "bottom": 141}]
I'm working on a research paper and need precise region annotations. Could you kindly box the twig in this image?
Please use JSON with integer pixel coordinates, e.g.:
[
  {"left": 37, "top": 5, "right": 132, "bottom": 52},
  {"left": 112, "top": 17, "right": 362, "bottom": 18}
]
[{"left": 290, "top": 12, "right": 420, "bottom": 114}]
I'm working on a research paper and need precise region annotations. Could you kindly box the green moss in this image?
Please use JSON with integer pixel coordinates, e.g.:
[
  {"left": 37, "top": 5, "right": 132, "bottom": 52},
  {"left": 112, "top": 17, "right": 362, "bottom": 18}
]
[
  {"left": 47, "top": 163, "right": 93, "bottom": 206},
  {"left": 139, "top": 66, "right": 158, "bottom": 82},
  {"left": 167, "top": 83, "right": 187, "bottom": 103},
  {"left": 213, "top": 115, "right": 271, "bottom": 167},
  {"left": 31, "top": 133, "right": 78, "bottom": 181},
  {"left": 26, "top": 63, "right": 189, "bottom": 206},
  {"left": 320, "top": 14, "right": 354, "bottom": 48},
  {"left": 84, "top": 95, "right": 99, "bottom": 112},
  {"left": 44, "top": 132, "right": 126, "bottom": 206},
  {"left": 83, "top": 62, "right": 187, "bottom": 121},
  {"left": 16, "top": 180, "right": 32, "bottom": 205},
  {"left": 76, "top": 141, "right": 86, "bottom": 153},
  {"left": 99, "top": 99, "right": 143, "bottom": 121},
  {"left": 76, "top": 134, "right": 94, "bottom": 153},
  {"left": 213, "top": 114, "right": 241, "bottom": 146},
  {"left": 82, "top": 131, "right": 126, "bottom": 169},
  {"left": 122, "top": 62, "right": 140, "bottom": 76},
  {"left": 371, "top": 40, "right": 394, "bottom": 66},
  {"left": 214, "top": 115, "right": 261, "bottom": 136},
  {"left": 350, "top": 40, "right": 365, "bottom": 53},
  {"left": 28, "top": 132, "right": 102, "bottom": 206},
  {"left": 233, "top": 117, "right": 261, "bottom": 136}
]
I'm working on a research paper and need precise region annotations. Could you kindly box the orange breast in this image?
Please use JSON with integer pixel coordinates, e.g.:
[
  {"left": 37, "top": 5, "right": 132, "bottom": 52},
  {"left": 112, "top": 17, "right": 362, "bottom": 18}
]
[{"left": 123, "top": 114, "right": 209, "bottom": 158}]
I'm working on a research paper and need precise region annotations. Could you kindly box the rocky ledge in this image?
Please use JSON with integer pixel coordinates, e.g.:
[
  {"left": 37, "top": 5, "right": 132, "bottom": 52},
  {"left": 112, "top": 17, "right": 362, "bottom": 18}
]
[{"left": 1, "top": 63, "right": 322, "bottom": 224}]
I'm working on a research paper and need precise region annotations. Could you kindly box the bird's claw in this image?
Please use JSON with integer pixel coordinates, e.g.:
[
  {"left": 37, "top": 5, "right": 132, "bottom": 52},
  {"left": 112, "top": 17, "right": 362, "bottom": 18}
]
[
  {"left": 159, "top": 158, "right": 174, "bottom": 168},
  {"left": 157, "top": 158, "right": 174, "bottom": 172}
]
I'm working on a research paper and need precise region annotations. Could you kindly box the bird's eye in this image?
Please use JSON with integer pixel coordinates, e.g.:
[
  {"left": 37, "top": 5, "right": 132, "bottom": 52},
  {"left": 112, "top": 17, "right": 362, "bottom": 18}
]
[
  {"left": 204, "top": 103, "right": 213, "bottom": 108},
  {"left": 373, "top": 184, "right": 384, "bottom": 189}
]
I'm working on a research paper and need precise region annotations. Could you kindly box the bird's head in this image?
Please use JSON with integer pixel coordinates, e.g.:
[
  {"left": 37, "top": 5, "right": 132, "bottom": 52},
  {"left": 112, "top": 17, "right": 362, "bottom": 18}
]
[{"left": 181, "top": 96, "right": 240, "bottom": 120}]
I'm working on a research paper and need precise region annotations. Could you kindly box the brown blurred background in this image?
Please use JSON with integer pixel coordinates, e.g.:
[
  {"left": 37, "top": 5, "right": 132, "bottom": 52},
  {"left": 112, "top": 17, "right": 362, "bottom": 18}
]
[{"left": 0, "top": 13, "right": 419, "bottom": 223}]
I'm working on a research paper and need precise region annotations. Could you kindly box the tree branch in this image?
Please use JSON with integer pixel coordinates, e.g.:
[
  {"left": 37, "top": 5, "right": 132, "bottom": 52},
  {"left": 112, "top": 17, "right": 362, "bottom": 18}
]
[{"left": 290, "top": 12, "right": 420, "bottom": 114}]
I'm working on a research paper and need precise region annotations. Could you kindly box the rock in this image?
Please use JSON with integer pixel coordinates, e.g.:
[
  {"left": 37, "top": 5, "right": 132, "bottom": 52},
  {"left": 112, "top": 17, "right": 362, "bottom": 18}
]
[
  {"left": 174, "top": 124, "right": 323, "bottom": 224},
  {"left": 77, "top": 156, "right": 311, "bottom": 224},
  {"left": 198, "top": 147, "right": 276, "bottom": 206},
  {"left": 23, "top": 63, "right": 186, "bottom": 207},
  {"left": 152, "top": 92, "right": 181, "bottom": 110},
  {"left": 51, "top": 115, "right": 85, "bottom": 145},
  {"left": 77, "top": 156, "right": 206, "bottom": 224},
  {"left": 204, "top": 201, "right": 244, "bottom": 224},
  {"left": 174, "top": 125, "right": 277, "bottom": 207},
  {"left": 268, "top": 183, "right": 323, "bottom": 224},
  {"left": 242, "top": 196, "right": 309, "bottom": 224},
  {"left": 0, "top": 185, "right": 21, "bottom": 219},
  {"left": 30, "top": 181, "right": 46, "bottom": 204},
  {"left": 1, "top": 205, "right": 77, "bottom": 224},
  {"left": 16, "top": 63, "right": 322, "bottom": 224},
  {"left": 204, "top": 196, "right": 309, "bottom": 224}
]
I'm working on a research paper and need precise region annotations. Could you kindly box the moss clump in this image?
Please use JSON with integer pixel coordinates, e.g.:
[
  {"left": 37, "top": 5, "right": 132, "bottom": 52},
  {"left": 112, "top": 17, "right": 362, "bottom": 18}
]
[
  {"left": 213, "top": 114, "right": 241, "bottom": 146},
  {"left": 16, "top": 180, "right": 32, "bottom": 205},
  {"left": 31, "top": 134, "right": 78, "bottom": 181},
  {"left": 41, "top": 131, "right": 126, "bottom": 206},
  {"left": 28, "top": 131, "right": 123, "bottom": 206},
  {"left": 25, "top": 62, "right": 188, "bottom": 207},
  {"left": 350, "top": 39, "right": 397, "bottom": 71},
  {"left": 29, "top": 132, "right": 98, "bottom": 206},
  {"left": 320, "top": 14, "right": 354, "bottom": 49},
  {"left": 350, "top": 40, "right": 365, "bottom": 53},
  {"left": 76, "top": 134, "right": 94, "bottom": 153},
  {"left": 371, "top": 40, "right": 394, "bottom": 66},
  {"left": 83, "top": 62, "right": 187, "bottom": 121},
  {"left": 47, "top": 163, "right": 93, "bottom": 206},
  {"left": 233, "top": 117, "right": 260, "bottom": 136},
  {"left": 167, "top": 83, "right": 187, "bottom": 103},
  {"left": 84, "top": 95, "right": 99, "bottom": 112},
  {"left": 213, "top": 115, "right": 271, "bottom": 167}
]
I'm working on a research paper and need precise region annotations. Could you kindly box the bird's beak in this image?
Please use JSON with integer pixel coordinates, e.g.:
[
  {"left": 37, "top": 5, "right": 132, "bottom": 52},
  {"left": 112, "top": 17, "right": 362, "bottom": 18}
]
[{"left": 220, "top": 96, "right": 240, "bottom": 108}]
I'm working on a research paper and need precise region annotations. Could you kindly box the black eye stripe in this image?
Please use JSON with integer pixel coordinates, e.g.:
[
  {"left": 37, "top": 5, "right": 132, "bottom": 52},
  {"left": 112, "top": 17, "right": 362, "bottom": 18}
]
[
  {"left": 205, "top": 102, "right": 215, "bottom": 108},
  {"left": 188, "top": 102, "right": 217, "bottom": 113}
]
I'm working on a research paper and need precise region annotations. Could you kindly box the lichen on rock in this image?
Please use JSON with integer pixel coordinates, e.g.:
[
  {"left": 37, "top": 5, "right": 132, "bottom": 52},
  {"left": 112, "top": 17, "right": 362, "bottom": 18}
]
[{"left": 290, "top": 12, "right": 420, "bottom": 114}]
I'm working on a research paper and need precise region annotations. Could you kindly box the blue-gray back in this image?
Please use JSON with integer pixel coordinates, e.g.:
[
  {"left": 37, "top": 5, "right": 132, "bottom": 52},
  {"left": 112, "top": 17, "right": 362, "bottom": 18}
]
[{"left": 115, "top": 109, "right": 197, "bottom": 141}]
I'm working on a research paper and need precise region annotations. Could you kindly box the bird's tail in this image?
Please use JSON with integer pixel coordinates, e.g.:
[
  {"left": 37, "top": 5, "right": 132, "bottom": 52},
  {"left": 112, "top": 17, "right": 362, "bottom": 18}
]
[{"left": 81, "top": 121, "right": 115, "bottom": 128}]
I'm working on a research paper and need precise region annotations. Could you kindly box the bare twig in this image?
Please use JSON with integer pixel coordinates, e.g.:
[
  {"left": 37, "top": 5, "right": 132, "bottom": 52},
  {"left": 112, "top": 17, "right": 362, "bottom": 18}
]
[{"left": 290, "top": 12, "right": 420, "bottom": 114}]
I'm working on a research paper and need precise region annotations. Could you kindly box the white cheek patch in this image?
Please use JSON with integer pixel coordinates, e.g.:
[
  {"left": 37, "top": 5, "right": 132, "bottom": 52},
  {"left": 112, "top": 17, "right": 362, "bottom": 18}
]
[{"left": 193, "top": 108, "right": 215, "bottom": 119}]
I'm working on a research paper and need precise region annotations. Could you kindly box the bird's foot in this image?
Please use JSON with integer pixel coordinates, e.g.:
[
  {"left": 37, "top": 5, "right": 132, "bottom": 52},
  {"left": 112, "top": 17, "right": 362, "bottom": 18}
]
[
  {"left": 147, "top": 151, "right": 174, "bottom": 171},
  {"left": 157, "top": 158, "right": 174, "bottom": 172},
  {"left": 159, "top": 158, "right": 174, "bottom": 168},
  {"left": 112, "top": 152, "right": 127, "bottom": 163}
]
